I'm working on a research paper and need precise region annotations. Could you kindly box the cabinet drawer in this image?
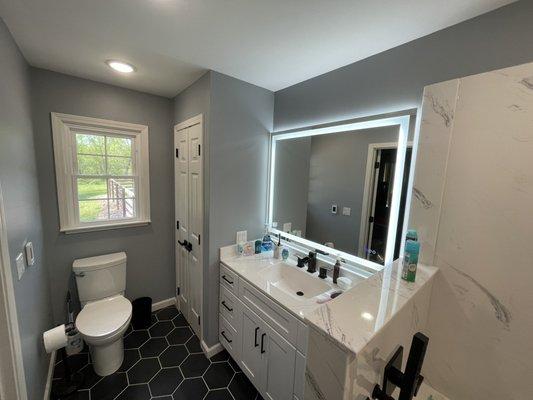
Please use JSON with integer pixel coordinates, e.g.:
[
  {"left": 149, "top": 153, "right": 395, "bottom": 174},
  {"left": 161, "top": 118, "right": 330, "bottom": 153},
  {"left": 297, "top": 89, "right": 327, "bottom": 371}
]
[
  {"left": 220, "top": 285, "right": 240, "bottom": 330},
  {"left": 219, "top": 314, "right": 240, "bottom": 361},
  {"left": 239, "top": 279, "right": 299, "bottom": 345},
  {"left": 220, "top": 263, "right": 238, "bottom": 294}
]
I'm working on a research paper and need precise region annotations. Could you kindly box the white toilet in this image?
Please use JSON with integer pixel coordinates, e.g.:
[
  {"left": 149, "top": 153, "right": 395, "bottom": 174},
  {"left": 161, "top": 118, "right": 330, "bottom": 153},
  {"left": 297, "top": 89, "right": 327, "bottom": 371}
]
[{"left": 73, "top": 252, "right": 132, "bottom": 376}]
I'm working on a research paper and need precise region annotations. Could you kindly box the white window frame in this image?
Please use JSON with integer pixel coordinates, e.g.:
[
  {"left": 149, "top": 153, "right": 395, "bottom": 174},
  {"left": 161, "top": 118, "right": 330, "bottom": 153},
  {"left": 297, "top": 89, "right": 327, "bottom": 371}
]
[{"left": 51, "top": 113, "right": 150, "bottom": 233}]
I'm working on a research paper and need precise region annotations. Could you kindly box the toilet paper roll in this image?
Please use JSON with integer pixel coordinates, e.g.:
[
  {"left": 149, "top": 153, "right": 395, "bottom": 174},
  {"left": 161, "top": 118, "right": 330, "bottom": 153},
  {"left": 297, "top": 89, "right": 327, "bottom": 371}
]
[{"left": 43, "top": 324, "right": 68, "bottom": 354}]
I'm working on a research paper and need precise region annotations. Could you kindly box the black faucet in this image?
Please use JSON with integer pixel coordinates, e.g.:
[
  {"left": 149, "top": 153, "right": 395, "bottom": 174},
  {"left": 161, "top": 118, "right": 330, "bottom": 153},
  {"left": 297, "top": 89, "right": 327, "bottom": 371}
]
[
  {"left": 306, "top": 251, "right": 317, "bottom": 273},
  {"left": 370, "top": 332, "right": 429, "bottom": 400}
]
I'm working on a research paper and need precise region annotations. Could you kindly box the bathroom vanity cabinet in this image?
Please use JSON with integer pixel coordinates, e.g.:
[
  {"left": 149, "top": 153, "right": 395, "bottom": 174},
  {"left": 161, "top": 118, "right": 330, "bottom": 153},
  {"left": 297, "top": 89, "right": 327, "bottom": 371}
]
[{"left": 219, "top": 263, "right": 307, "bottom": 400}]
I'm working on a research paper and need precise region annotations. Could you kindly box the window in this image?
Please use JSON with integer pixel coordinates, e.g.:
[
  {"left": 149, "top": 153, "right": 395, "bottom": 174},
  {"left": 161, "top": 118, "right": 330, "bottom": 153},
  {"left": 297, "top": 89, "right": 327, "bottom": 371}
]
[{"left": 52, "top": 113, "right": 150, "bottom": 233}]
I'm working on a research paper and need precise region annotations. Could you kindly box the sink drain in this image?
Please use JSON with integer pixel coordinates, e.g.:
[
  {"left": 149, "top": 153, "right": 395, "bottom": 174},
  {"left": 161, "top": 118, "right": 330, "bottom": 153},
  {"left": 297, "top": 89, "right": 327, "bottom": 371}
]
[{"left": 296, "top": 291, "right": 304, "bottom": 296}]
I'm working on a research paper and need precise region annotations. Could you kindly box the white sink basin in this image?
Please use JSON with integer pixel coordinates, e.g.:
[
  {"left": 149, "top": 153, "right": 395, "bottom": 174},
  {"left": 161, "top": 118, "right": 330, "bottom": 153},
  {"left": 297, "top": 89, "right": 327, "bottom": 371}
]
[{"left": 258, "top": 262, "right": 331, "bottom": 299}]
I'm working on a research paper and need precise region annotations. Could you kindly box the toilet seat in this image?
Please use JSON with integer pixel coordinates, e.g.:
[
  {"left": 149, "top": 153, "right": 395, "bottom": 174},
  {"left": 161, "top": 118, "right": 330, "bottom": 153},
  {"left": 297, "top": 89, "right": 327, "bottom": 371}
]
[{"left": 76, "top": 295, "right": 132, "bottom": 341}]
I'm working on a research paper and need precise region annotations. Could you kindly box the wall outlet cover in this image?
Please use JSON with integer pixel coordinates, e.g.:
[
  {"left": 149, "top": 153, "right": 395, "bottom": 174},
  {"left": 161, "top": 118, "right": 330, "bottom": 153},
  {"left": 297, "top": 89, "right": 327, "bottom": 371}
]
[
  {"left": 236, "top": 230, "right": 247, "bottom": 244},
  {"left": 342, "top": 207, "right": 351, "bottom": 216},
  {"left": 16, "top": 253, "right": 25, "bottom": 280},
  {"left": 25, "top": 242, "right": 35, "bottom": 266},
  {"left": 282, "top": 222, "right": 292, "bottom": 233}
]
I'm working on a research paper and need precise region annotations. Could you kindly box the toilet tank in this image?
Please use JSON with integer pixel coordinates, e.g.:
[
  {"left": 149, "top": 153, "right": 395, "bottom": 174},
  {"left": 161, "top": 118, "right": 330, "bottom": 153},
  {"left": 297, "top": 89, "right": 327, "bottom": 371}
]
[{"left": 73, "top": 252, "right": 127, "bottom": 305}]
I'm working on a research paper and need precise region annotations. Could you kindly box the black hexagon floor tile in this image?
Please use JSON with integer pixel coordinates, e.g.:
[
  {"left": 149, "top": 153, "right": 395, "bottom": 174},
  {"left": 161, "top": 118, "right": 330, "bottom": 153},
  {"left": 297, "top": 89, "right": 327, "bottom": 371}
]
[
  {"left": 172, "top": 313, "right": 189, "bottom": 327},
  {"left": 149, "top": 367, "right": 184, "bottom": 397},
  {"left": 185, "top": 335, "right": 202, "bottom": 353},
  {"left": 53, "top": 353, "right": 89, "bottom": 379},
  {"left": 157, "top": 306, "right": 179, "bottom": 320},
  {"left": 127, "top": 358, "right": 161, "bottom": 384},
  {"left": 139, "top": 337, "right": 168, "bottom": 358},
  {"left": 90, "top": 372, "right": 128, "bottom": 400},
  {"left": 115, "top": 383, "right": 151, "bottom": 400},
  {"left": 228, "top": 356, "right": 241, "bottom": 373},
  {"left": 149, "top": 320, "right": 174, "bottom": 337},
  {"left": 78, "top": 364, "right": 102, "bottom": 390},
  {"left": 167, "top": 327, "right": 193, "bottom": 345},
  {"left": 210, "top": 350, "right": 230, "bottom": 362},
  {"left": 204, "top": 388, "right": 235, "bottom": 400},
  {"left": 124, "top": 330, "right": 150, "bottom": 349},
  {"left": 180, "top": 353, "right": 210, "bottom": 378},
  {"left": 204, "top": 362, "right": 235, "bottom": 389},
  {"left": 159, "top": 345, "right": 188, "bottom": 367},
  {"left": 118, "top": 348, "right": 141, "bottom": 372},
  {"left": 229, "top": 373, "right": 258, "bottom": 400},
  {"left": 173, "top": 377, "right": 209, "bottom": 400}
]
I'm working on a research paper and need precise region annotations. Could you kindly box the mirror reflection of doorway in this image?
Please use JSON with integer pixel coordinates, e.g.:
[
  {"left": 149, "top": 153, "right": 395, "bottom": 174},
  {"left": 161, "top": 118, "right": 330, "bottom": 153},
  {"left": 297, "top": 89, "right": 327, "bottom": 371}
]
[{"left": 361, "top": 145, "right": 412, "bottom": 265}]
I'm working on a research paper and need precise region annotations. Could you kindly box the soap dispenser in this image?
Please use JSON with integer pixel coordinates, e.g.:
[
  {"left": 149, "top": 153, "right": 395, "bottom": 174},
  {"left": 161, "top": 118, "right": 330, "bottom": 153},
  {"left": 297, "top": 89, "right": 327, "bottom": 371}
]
[{"left": 262, "top": 224, "right": 273, "bottom": 251}]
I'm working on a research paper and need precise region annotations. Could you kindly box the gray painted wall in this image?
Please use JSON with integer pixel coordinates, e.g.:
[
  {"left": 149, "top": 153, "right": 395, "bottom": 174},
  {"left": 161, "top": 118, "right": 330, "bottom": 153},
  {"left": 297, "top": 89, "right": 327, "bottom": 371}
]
[
  {"left": 274, "top": 0, "right": 533, "bottom": 131},
  {"left": 305, "top": 127, "right": 398, "bottom": 255},
  {"left": 207, "top": 72, "right": 273, "bottom": 346},
  {"left": 0, "top": 19, "right": 53, "bottom": 400},
  {"left": 272, "top": 137, "right": 311, "bottom": 235},
  {"left": 30, "top": 68, "right": 175, "bottom": 324}
]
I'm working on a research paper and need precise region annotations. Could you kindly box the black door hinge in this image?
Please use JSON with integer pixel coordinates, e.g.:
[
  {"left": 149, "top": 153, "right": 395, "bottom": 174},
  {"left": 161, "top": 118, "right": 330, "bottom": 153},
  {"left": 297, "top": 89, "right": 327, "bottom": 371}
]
[
  {"left": 198, "top": 144, "right": 201, "bottom": 156},
  {"left": 176, "top": 148, "right": 179, "bottom": 158},
  {"left": 374, "top": 161, "right": 380, "bottom": 169},
  {"left": 369, "top": 216, "right": 374, "bottom": 223},
  {"left": 176, "top": 220, "right": 180, "bottom": 230}
]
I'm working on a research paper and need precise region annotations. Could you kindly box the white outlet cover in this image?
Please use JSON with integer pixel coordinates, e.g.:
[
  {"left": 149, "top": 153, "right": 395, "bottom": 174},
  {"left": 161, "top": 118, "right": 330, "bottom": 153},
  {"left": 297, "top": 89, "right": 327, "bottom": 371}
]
[
  {"left": 16, "top": 253, "right": 25, "bottom": 280},
  {"left": 342, "top": 207, "right": 351, "bottom": 216},
  {"left": 282, "top": 222, "right": 292, "bottom": 233},
  {"left": 331, "top": 204, "right": 338, "bottom": 214}
]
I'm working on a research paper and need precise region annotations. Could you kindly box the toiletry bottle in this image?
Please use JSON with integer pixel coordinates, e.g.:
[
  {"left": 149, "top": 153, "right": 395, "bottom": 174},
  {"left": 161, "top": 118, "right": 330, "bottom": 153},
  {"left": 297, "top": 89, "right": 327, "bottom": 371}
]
[
  {"left": 254, "top": 239, "right": 262, "bottom": 254},
  {"left": 406, "top": 229, "right": 418, "bottom": 242},
  {"left": 402, "top": 236, "right": 420, "bottom": 282},
  {"left": 261, "top": 224, "right": 273, "bottom": 251},
  {"left": 273, "top": 233, "right": 281, "bottom": 259}
]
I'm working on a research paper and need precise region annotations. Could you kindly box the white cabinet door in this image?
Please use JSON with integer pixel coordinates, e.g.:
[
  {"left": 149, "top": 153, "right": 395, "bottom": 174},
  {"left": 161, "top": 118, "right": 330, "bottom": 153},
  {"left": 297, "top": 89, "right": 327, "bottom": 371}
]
[
  {"left": 262, "top": 321, "right": 297, "bottom": 400},
  {"left": 241, "top": 307, "right": 266, "bottom": 389}
]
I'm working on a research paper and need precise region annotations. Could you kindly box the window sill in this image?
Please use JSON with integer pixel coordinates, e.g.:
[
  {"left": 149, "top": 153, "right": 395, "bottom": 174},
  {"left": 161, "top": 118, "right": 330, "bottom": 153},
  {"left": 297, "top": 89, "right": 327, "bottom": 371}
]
[{"left": 61, "top": 220, "right": 151, "bottom": 234}]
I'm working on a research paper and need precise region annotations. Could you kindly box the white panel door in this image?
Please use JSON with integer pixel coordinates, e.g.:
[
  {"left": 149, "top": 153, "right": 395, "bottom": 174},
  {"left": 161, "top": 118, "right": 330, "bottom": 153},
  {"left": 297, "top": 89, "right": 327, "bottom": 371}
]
[
  {"left": 187, "top": 122, "right": 203, "bottom": 337},
  {"left": 175, "top": 128, "right": 190, "bottom": 316}
]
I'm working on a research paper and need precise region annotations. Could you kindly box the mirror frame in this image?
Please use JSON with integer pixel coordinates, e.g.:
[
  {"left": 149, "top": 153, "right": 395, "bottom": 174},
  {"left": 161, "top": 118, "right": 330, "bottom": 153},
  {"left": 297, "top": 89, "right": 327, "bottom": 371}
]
[{"left": 267, "top": 113, "right": 414, "bottom": 271}]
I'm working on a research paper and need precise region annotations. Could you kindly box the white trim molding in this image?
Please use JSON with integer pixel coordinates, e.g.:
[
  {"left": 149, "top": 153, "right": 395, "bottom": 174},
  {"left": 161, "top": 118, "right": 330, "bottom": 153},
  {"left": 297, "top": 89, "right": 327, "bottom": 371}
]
[
  {"left": 0, "top": 183, "right": 28, "bottom": 400},
  {"left": 51, "top": 113, "right": 151, "bottom": 233},
  {"left": 268, "top": 113, "right": 412, "bottom": 271},
  {"left": 201, "top": 341, "right": 223, "bottom": 359},
  {"left": 43, "top": 350, "right": 56, "bottom": 400},
  {"left": 151, "top": 297, "right": 177, "bottom": 312}
]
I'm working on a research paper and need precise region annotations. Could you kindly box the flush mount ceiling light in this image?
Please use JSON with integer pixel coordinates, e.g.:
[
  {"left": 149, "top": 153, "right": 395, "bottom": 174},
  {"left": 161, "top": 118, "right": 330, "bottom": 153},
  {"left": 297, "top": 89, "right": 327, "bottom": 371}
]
[{"left": 105, "top": 60, "right": 136, "bottom": 73}]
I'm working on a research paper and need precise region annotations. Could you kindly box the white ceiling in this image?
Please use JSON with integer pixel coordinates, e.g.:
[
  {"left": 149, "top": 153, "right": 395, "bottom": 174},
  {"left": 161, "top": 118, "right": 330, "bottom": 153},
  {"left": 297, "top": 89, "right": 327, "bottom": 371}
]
[{"left": 0, "top": 0, "right": 516, "bottom": 98}]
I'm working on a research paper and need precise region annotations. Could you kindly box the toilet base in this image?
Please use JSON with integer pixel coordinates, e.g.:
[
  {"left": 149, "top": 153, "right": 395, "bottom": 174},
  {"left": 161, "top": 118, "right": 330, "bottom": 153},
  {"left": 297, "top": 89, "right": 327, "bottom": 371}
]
[{"left": 89, "top": 337, "right": 124, "bottom": 376}]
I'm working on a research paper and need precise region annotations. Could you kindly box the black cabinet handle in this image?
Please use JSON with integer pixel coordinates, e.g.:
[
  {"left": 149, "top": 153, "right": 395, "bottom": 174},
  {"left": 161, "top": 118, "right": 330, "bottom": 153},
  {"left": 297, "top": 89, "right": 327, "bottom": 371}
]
[
  {"left": 260, "top": 333, "right": 266, "bottom": 354},
  {"left": 185, "top": 242, "right": 192, "bottom": 252},
  {"left": 222, "top": 275, "right": 234, "bottom": 285},
  {"left": 178, "top": 240, "right": 187, "bottom": 246},
  {"left": 221, "top": 331, "right": 232, "bottom": 343},
  {"left": 221, "top": 301, "right": 233, "bottom": 312},
  {"left": 254, "top": 327, "right": 260, "bottom": 347}
]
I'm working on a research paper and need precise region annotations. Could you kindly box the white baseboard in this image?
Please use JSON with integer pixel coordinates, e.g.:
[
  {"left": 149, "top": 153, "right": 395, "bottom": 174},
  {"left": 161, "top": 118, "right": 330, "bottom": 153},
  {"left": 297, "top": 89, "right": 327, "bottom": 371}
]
[
  {"left": 151, "top": 297, "right": 176, "bottom": 312},
  {"left": 201, "top": 340, "right": 223, "bottom": 358},
  {"left": 43, "top": 350, "right": 56, "bottom": 400}
]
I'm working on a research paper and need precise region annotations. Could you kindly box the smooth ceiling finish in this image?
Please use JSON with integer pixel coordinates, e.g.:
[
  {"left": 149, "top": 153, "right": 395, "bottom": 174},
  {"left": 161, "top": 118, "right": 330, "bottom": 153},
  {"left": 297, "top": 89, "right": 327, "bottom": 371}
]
[{"left": 0, "top": 0, "right": 516, "bottom": 97}]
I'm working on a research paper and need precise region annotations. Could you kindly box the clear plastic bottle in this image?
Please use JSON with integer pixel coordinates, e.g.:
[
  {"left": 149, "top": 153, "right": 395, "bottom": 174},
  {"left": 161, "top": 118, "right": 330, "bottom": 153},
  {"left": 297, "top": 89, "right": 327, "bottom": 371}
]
[{"left": 261, "top": 224, "right": 273, "bottom": 251}]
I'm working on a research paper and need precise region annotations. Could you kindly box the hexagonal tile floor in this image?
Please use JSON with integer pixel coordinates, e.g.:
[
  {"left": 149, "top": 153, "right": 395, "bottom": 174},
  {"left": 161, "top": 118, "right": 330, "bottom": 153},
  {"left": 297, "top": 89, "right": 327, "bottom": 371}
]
[{"left": 51, "top": 305, "right": 264, "bottom": 400}]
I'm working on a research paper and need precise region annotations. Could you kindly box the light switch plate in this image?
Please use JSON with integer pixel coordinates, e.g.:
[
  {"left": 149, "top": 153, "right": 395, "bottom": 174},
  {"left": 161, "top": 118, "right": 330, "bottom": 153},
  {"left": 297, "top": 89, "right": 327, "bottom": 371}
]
[
  {"left": 236, "top": 230, "right": 247, "bottom": 244},
  {"left": 331, "top": 204, "right": 338, "bottom": 214},
  {"left": 16, "top": 253, "right": 25, "bottom": 280},
  {"left": 282, "top": 222, "right": 292, "bottom": 233},
  {"left": 342, "top": 207, "right": 351, "bottom": 216}
]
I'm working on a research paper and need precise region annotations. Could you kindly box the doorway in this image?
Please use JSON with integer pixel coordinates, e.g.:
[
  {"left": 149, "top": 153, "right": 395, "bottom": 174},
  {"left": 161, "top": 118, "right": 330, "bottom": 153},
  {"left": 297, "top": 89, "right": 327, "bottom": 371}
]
[
  {"left": 360, "top": 144, "right": 412, "bottom": 265},
  {"left": 174, "top": 115, "right": 204, "bottom": 340}
]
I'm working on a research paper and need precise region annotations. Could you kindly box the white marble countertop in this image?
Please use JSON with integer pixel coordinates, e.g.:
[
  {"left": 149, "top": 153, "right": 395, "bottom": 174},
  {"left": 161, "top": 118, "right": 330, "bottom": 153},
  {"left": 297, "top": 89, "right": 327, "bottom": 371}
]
[
  {"left": 220, "top": 244, "right": 438, "bottom": 355},
  {"left": 305, "top": 260, "right": 438, "bottom": 354}
]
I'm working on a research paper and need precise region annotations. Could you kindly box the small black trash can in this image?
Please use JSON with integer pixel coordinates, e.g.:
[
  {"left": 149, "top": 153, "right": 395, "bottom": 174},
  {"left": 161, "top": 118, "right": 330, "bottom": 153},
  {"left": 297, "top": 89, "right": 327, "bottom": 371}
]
[{"left": 131, "top": 297, "right": 152, "bottom": 329}]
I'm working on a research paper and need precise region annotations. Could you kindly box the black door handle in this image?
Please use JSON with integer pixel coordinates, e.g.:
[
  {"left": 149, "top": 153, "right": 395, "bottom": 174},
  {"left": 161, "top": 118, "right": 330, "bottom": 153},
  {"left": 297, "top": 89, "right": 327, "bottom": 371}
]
[
  {"left": 222, "top": 275, "right": 234, "bottom": 285},
  {"left": 221, "top": 331, "right": 232, "bottom": 343},
  {"left": 221, "top": 301, "right": 233, "bottom": 312},
  {"left": 260, "top": 333, "right": 266, "bottom": 354},
  {"left": 178, "top": 240, "right": 187, "bottom": 247},
  {"left": 185, "top": 241, "right": 192, "bottom": 252},
  {"left": 254, "top": 327, "right": 260, "bottom": 347}
]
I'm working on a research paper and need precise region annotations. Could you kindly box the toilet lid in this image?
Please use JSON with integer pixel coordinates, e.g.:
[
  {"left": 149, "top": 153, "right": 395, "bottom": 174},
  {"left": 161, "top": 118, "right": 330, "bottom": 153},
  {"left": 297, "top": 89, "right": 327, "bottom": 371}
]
[{"left": 76, "top": 295, "right": 132, "bottom": 338}]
